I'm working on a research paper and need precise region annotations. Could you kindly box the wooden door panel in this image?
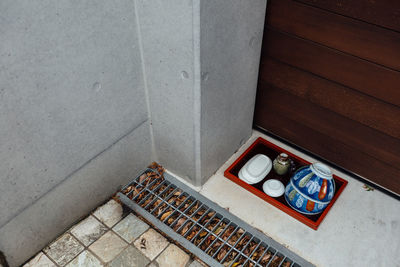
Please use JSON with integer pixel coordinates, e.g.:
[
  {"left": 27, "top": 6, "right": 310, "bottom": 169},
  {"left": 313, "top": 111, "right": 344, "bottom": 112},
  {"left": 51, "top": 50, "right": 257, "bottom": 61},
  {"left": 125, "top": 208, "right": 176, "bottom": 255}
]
[
  {"left": 296, "top": 0, "right": 400, "bottom": 32},
  {"left": 268, "top": 0, "right": 400, "bottom": 71},
  {"left": 256, "top": 85, "right": 400, "bottom": 170},
  {"left": 254, "top": 87, "right": 400, "bottom": 194},
  {"left": 264, "top": 29, "right": 400, "bottom": 107},
  {"left": 254, "top": 101, "right": 400, "bottom": 194},
  {"left": 255, "top": 0, "right": 400, "bottom": 195},
  {"left": 259, "top": 58, "right": 400, "bottom": 139}
]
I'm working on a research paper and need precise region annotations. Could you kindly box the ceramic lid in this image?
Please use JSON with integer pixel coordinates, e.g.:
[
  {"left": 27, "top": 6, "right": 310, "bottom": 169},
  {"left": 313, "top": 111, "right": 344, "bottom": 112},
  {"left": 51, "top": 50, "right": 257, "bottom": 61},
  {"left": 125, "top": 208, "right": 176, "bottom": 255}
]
[
  {"left": 263, "top": 179, "right": 285, "bottom": 197},
  {"left": 238, "top": 154, "right": 272, "bottom": 184},
  {"left": 248, "top": 154, "right": 269, "bottom": 176}
]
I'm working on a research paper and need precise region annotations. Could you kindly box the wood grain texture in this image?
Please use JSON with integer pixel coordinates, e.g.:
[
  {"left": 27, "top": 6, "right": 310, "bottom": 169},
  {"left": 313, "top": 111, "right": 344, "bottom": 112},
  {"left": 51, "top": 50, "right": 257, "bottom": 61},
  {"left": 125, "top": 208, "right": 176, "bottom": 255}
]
[
  {"left": 296, "top": 0, "right": 400, "bottom": 32},
  {"left": 256, "top": 84, "right": 400, "bottom": 170},
  {"left": 254, "top": 86, "right": 400, "bottom": 194},
  {"left": 267, "top": 0, "right": 400, "bottom": 71},
  {"left": 255, "top": 0, "right": 400, "bottom": 194},
  {"left": 264, "top": 28, "right": 400, "bottom": 106},
  {"left": 259, "top": 58, "right": 400, "bottom": 139}
]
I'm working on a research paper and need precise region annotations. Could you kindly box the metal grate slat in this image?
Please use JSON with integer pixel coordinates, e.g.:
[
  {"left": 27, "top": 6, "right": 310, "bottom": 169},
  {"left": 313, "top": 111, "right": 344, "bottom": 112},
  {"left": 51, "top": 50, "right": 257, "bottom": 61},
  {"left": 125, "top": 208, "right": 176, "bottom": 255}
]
[
  {"left": 213, "top": 224, "right": 238, "bottom": 260},
  {"left": 227, "top": 234, "right": 253, "bottom": 267},
  {"left": 247, "top": 241, "right": 263, "bottom": 265},
  {"left": 118, "top": 168, "right": 314, "bottom": 267},
  {"left": 255, "top": 245, "right": 270, "bottom": 266}
]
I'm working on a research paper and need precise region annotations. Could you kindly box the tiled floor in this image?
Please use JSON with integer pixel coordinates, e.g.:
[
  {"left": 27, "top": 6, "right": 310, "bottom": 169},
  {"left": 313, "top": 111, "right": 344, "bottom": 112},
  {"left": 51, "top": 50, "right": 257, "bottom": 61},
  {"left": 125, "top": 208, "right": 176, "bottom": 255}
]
[{"left": 23, "top": 199, "right": 207, "bottom": 267}]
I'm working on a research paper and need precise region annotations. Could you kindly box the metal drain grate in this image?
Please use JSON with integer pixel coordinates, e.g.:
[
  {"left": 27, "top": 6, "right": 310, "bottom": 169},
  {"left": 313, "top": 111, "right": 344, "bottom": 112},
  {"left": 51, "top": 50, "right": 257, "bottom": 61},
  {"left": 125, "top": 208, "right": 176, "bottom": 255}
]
[{"left": 117, "top": 167, "right": 314, "bottom": 267}]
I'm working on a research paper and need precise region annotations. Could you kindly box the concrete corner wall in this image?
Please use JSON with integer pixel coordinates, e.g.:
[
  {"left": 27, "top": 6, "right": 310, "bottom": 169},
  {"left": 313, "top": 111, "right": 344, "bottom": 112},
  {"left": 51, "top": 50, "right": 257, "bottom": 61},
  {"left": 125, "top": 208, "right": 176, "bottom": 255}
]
[
  {"left": 0, "top": 0, "right": 267, "bottom": 265},
  {"left": 200, "top": 0, "right": 267, "bottom": 183},
  {"left": 0, "top": 1, "right": 152, "bottom": 265},
  {"left": 136, "top": 0, "right": 199, "bottom": 183},
  {"left": 139, "top": 0, "right": 266, "bottom": 185}
]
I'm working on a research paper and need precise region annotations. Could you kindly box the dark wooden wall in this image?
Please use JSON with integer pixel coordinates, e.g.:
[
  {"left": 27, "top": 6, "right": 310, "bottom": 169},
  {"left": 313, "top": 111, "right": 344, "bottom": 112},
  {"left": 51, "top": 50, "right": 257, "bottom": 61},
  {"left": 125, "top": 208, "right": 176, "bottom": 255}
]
[{"left": 254, "top": 0, "right": 400, "bottom": 195}]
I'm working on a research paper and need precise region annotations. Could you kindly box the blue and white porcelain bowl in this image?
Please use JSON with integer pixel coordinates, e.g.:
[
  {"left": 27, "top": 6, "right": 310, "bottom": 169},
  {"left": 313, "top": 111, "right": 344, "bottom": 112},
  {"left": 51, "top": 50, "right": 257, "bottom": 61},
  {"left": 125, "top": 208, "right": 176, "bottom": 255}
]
[
  {"left": 291, "top": 163, "right": 335, "bottom": 203},
  {"left": 284, "top": 182, "right": 328, "bottom": 215},
  {"left": 285, "top": 162, "right": 335, "bottom": 215}
]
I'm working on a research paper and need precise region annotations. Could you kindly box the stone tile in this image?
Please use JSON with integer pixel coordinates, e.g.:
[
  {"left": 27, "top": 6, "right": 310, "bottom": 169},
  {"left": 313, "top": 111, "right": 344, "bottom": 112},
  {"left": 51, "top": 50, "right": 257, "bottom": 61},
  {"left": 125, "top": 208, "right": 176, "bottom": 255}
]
[
  {"left": 109, "top": 246, "right": 150, "bottom": 267},
  {"left": 147, "top": 262, "right": 159, "bottom": 267},
  {"left": 89, "top": 231, "right": 127, "bottom": 263},
  {"left": 188, "top": 259, "right": 208, "bottom": 267},
  {"left": 66, "top": 250, "right": 103, "bottom": 267},
  {"left": 43, "top": 233, "right": 84, "bottom": 266},
  {"left": 93, "top": 199, "right": 123, "bottom": 227},
  {"left": 113, "top": 214, "right": 149, "bottom": 243},
  {"left": 133, "top": 229, "right": 169, "bottom": 260},
  {"left": 23, "top": 252, "right": 56, "bottom": 267},
  {"left": 70, "top": 215, "right": 108, "bottom": 246},
  {"left": 156, "top": 244, "right": 189, "bottom": 267}
]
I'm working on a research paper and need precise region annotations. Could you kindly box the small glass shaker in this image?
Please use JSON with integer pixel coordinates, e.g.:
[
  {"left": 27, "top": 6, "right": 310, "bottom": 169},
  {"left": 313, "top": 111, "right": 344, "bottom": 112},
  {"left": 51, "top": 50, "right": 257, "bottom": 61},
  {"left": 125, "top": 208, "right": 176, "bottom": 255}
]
[{"left": 273, "top": 153, "right": 290, "bottom": 175}]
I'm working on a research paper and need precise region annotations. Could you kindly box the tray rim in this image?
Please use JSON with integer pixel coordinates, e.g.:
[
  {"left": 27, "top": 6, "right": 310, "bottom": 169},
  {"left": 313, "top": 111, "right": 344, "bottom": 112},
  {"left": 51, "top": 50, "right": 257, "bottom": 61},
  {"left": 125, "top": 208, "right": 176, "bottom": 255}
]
[{"left": 223, "top": 137, "right": 348, "bottom": 230}]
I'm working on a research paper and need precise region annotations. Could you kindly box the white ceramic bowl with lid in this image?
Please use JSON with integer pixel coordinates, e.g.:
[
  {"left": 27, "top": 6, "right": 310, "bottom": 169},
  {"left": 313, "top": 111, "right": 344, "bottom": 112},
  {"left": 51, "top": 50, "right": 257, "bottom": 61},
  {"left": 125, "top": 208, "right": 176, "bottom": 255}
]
[
  {"left": 238, "top": 154, "right": 272, "bottom": 184},
  {"left": 263, "top": 179, "right": 285, "bottom": 197}
]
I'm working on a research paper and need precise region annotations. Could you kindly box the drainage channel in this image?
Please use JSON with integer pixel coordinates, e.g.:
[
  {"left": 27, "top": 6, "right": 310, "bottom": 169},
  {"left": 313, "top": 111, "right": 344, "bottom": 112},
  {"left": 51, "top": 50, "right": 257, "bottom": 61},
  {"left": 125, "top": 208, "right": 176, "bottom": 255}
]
[{"left": 117, "top": 167, "right": 314, "bottom": 267}]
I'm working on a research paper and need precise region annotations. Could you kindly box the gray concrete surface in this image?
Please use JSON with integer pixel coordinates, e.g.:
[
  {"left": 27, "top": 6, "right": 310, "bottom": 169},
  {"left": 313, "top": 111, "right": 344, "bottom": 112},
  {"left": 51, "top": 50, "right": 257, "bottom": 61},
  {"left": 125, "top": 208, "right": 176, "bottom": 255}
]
[
  {"left": 0, "top": 1, "right": 152, "bottom": 266},
  {"left": 200, "top": 0, "right": 267, "bottom": 183},
  {"left": 138, "top": 0, "right": 267, "bottom": 185},
  {"left": 0, "top": 121, "right": 152, "bottom": 267},
  {"left": 0, "top": 0, "right": 148, "bottom": 227},
  {"left": 136, "top": 0, "right": 198, "bottom": 183},
  {"left": 0, "top": 0, "right": 267, "bottom": 265},
  {"left": 199, "top": 130, "right": 400, "bottom": 267}
]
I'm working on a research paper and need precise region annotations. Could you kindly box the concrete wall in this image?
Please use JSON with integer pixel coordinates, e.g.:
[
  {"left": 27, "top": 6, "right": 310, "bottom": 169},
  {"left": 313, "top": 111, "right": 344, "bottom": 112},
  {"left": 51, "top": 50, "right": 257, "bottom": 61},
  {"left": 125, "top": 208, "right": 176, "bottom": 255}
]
[
  {"left": 139, "top": 0, "right": 266, "bottom": 185},
  {"left": 0, "top": 0, "right": 267, "bottom": 265},
  {"left": 200, "top": 0, "right": 267, "bottom": 183},
  {"left": 0, "top": 1, "right": 152, "bottom": 266},
  {"left": 136, "top": 0, "right": 200, "bottom": 183}
]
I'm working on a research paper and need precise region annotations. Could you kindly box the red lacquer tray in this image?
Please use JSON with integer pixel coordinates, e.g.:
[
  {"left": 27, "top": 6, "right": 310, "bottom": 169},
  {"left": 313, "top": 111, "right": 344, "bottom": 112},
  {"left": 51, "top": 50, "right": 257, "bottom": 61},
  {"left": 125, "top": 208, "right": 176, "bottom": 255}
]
[{"left": 224, "top": 137, "right": 347, "bottom": 230}]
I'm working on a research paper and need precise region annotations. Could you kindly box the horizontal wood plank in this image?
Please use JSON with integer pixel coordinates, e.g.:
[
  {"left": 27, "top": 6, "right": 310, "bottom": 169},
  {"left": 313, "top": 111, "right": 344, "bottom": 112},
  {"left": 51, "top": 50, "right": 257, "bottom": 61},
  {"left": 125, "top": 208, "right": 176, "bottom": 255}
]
[
  {"left": 267, "top": 0, "right": 400, "bottom": 71},
  {"left": 296, "top": 0, "right": 400, "bottom": 33},
  {"left": 259, "top": 58, "right": 400, "bottom": 139},
  {"left": 255, "top": 85, "right": 400, "bottom": 170},
  {"left": 254, "top": 87, "right": 400, "bottom": 194},
  {"left": 264, "top": 28, "right": 400, "bottom": 106}
]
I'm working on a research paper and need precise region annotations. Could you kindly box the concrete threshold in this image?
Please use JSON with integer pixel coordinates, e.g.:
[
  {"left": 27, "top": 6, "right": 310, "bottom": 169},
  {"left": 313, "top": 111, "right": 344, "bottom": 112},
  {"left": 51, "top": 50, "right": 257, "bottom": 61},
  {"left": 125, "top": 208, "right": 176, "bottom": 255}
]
[{"left": 169, "top": 130, "right": 400, "bottom": 267}]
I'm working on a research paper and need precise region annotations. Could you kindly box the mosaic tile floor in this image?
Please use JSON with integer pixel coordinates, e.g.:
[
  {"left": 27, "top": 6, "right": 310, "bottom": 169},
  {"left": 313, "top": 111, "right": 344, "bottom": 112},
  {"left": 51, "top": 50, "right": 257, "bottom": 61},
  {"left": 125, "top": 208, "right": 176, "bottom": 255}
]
[{"left": 23, "top": 199, "right": 208, "bottom": 267}]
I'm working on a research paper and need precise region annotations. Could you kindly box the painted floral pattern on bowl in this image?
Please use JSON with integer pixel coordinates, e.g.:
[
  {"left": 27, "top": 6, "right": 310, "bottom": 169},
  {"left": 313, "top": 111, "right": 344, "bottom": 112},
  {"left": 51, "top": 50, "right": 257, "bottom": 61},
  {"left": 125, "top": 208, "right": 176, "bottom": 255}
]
[
  {"left": 284, "top": 182, "right": 327, "bottom": 215},
  {"left": 291, "top": 164, "right": 335, "bottom": 203}
]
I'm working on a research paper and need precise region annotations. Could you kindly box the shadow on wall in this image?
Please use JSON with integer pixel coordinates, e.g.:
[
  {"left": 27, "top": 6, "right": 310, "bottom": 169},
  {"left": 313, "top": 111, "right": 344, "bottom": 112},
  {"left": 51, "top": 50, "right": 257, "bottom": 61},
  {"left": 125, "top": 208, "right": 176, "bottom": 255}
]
[{"left": 0, "top": 251, "right": 10, "bottom": 267}]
